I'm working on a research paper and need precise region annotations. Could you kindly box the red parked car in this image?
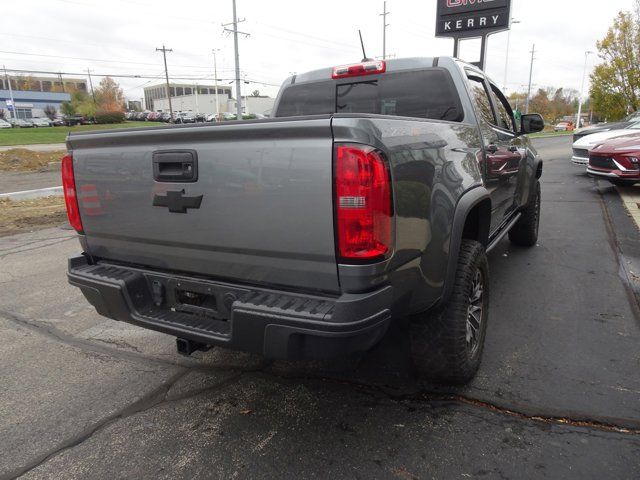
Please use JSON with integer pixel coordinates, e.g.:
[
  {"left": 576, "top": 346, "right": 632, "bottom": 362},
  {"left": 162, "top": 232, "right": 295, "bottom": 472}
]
[{"left": 588, "top": 134, "right": 640, "bottom": 186}]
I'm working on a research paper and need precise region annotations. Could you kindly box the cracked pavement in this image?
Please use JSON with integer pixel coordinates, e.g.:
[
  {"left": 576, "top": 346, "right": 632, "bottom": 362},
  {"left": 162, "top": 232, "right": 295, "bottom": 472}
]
[{"left": 0, "top": 137, "right": 639, "bottom": 479}]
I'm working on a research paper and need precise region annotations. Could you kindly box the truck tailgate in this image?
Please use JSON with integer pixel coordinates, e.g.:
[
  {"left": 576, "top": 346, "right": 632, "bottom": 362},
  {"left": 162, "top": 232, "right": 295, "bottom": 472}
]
[{"left": 67, "top": 118, "right": 339, "bottom": 293}]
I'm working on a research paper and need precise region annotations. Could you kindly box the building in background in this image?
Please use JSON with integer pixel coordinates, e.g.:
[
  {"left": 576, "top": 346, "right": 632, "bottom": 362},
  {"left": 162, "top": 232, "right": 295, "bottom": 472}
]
[
  {"left": 127, "top": 100, "right": 142, "bottom": 111},
  {"left": 145, "top": 82, "right": 275, "bottom": 117},
  {"left": 238, "top": 95, "right": 275, "bottom": 116},
  {"left": 144, "top": 83, "right": 233, "bottom": 113},
  {"left": 0, "top": 75, "right": 86, "bottom": 93},
  {"left": 0, "top": 90, "right": 71, "bottom": 119}
]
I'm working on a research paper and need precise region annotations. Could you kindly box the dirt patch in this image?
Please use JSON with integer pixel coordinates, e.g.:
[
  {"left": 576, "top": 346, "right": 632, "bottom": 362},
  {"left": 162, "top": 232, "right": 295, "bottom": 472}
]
[
  {"left": 0, "top": 196, "right": 67, "bottom": 236},
  {"left": 0, "top": 149, "right": 66, "bottom": 172}
]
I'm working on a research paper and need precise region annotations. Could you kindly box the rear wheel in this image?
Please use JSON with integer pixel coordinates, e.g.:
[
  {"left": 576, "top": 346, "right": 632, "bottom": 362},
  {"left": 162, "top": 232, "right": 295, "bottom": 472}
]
[
  {"left": 509, "top": 180, "right": 541, "bottom": 247},
  {"left": 410, "top": 239, "right": 489, "bottom": 385}
]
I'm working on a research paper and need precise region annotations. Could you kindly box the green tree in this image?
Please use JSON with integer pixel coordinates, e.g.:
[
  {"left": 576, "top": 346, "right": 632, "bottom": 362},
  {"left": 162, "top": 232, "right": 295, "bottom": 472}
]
[
  {"left": 60, "top": 101, "right": 75, "bottom": 116},
  {"left": 66, "top": 90, "right": 96, "bottom": 118},
  {"left": 590, "top": 5, "right": 640, "bottom": 120}
]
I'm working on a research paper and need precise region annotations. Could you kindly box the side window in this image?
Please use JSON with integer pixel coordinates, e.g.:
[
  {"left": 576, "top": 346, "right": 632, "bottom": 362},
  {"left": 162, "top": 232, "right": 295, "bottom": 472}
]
[
  {"left": 490, "top": 85, "right": 515, "bottom": 132},
  {"left": 466, "top": 75, "right": 495, "bottom": 126}
]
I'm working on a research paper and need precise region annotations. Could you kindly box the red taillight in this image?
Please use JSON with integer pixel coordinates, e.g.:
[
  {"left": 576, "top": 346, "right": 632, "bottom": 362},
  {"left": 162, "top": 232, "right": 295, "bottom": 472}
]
[
  {"left": 332, "top": 60, "right": 386, "bottom": 79},
  {"left": 334, "top": 144, "right": 392, "bottom": 262},
  {"left": 61, "top": 154, "right": 83, "bottom": 233}
]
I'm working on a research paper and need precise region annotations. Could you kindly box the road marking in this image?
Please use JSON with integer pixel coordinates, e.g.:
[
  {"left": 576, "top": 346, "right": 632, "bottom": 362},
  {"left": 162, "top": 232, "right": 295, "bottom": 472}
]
[{"left": 0, "top": 186, "right": 62, "bottom": 201}]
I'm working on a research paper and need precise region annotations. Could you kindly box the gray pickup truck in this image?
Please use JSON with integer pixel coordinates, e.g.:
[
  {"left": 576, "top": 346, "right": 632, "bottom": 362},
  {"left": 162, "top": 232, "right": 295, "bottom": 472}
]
[{"left": 64, "top": 57, "right": 544, "bottom": 384}]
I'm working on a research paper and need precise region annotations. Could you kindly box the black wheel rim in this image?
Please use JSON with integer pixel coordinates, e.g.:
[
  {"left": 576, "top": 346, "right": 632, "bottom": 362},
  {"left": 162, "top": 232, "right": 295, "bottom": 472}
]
[{"left": 466, "top": 268, "right": 484, "bottom": 356}]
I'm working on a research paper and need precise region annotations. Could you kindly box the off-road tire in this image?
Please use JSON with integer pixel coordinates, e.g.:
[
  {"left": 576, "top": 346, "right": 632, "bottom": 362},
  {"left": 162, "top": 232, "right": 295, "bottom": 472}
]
[
  {"left": 410, "top": 239, "right": 489, "bottom": 385},
  {"left": 509, "top": 180, "right": 541, "bottom": 247}
]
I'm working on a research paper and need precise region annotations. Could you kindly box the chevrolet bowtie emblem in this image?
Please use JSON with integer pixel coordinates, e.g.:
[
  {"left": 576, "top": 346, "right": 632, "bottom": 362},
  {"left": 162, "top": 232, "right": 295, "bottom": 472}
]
[{"left": 153, "top": 189, "right": 203, "bottom": 213}]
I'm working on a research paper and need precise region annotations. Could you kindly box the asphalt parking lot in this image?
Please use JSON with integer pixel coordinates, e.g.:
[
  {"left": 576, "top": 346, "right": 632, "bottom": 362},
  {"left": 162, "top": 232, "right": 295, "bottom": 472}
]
[{"left": 0, "top": 136, "right": 639, "bottom": 479}]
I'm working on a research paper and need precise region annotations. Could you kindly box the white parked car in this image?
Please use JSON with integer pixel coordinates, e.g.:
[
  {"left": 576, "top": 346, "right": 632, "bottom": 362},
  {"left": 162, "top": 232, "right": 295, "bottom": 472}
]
[
  {"left": 571, "top": 122, "right": 640, "bottom": 166},
  {"left": 0, "top": 119, "right": 11, "bottom": 129},
  {"left": 31, "top": 117, "right": 53, "bottom": 127}
]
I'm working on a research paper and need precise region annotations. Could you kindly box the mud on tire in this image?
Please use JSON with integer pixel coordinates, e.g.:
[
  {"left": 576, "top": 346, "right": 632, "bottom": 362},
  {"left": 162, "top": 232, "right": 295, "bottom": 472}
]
[
  {"left": 410, "top": 239, "right": 489, "bottom": 385},
  {"left": 509, "top": 180, "right": 541, "bottom": 247}
]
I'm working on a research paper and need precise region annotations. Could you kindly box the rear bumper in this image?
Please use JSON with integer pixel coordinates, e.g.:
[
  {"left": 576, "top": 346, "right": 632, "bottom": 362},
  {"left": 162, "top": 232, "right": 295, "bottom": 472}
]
[{"left": 67, "top": 254, "right": 392, "bottom": 360}]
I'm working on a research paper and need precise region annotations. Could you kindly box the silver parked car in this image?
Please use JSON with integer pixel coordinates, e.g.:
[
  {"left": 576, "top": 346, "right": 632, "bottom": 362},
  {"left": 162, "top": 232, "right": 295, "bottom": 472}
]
[
  {"left": 8, "top": 118, "right": 34, "bottom": 128},
  {"left": 0, "top": 119, "right": 11, "bottom": 129}
]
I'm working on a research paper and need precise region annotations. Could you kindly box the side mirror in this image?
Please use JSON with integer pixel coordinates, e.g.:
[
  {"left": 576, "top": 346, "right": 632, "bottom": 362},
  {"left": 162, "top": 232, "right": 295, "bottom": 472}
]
[{"left": 520, "top": 113, "right": 545, "bottom": 135}]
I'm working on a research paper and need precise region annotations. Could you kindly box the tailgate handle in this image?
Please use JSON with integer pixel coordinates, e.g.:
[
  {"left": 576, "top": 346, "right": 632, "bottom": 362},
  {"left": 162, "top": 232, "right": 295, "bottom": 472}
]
[{"left": 153, "top": 150, "right": 198, "bottom": 182}]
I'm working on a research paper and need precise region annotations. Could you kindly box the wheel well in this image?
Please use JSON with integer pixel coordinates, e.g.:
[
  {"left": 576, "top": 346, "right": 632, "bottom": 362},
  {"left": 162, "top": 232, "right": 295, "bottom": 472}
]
[
  {"left": 461, "top": 199, "right": 491, "bottom": 247},
  {"left": 536, "top": 160, "right": 543, "bottom": 179}
]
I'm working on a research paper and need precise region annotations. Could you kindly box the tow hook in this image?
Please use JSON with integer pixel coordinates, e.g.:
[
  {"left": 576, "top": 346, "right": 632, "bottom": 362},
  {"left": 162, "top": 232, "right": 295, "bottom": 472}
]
[{"left": 176, "top": 338, "right": 211, "bottom": 356}]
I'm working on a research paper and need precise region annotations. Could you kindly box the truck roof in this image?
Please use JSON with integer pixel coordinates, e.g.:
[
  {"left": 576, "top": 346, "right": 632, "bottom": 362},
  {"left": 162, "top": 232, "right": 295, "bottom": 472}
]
[{"left": 288, "top": 56, "right": 443, "bottom": 85}]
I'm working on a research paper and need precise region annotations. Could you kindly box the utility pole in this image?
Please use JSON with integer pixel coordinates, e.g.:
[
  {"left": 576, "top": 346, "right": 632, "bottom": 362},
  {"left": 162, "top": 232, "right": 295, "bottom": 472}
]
[
  {"left": 3, "top": 65, "right": 16, "bottom": 121},
  {"left": 194, "top": 83, "right": 199, "bottom": 114},
  {"left": 156, "top": 44, "right": 174, "bottom": 119},
  {"left": 212, "top": 49, "right": 221, "bottom": 121},
  {"left": 58, "top": 72, "right": 65, "bottom": 93},
  {"left": 223, "top": 0, "right": 249, "bottom": 120},
  {"left": 525, "top": 44, "right": 535, "bottom": 114},
  {"left": 576, "top": 51, "right": 594, "bottom": 129},
  {"left": 502, "top": 19, "right": 520, "bottom": 91},
  {"left": 87, "top": 68, "right": 96, "bottom": 103},
  {"left": 379, "top": 1, "right": 390, "bottom": 60}
]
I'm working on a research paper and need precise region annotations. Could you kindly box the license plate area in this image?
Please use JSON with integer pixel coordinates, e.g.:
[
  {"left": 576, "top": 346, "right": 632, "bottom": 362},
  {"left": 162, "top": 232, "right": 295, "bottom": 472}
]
[{"left": 144, "top": 274, "right": 249, "bottom": 322}]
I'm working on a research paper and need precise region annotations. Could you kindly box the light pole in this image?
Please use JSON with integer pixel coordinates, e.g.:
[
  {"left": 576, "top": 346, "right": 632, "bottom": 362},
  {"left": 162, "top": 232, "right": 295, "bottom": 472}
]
[
  {"left": 525, "top": 44, "right": 535, "bottom": 114},
  {"left": 212, "top": 49, "right": 221, "bottom": 121},
  {"left": 379, "top": 1, "right": 390, "bottom": 60},
  {"left": 223, "top": 0, "right": 249, "bottom": 120},
  {"left": 576, "top": 51, "right": 594, "bottom": 129},
  {"left": 502, "top": 19, "right": 520, "bottom": 91},
  {"left": 3, "top": 65, "right": 16, "bottom": 121}
]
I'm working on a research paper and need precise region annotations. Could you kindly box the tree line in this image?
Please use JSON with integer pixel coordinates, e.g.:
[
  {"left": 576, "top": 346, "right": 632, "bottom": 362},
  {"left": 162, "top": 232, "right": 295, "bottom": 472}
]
[
  {"left": 60, "top": 76, "right": 125, "bottom": 121},
  {"left": 508, "top": 1, "right": 639, "bottom": 123}
]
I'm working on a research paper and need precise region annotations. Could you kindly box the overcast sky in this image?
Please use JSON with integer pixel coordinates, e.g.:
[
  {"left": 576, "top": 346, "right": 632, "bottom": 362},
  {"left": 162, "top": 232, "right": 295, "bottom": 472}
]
[{"left": 4, "top": 0, "right": 636, "bottom": 103}]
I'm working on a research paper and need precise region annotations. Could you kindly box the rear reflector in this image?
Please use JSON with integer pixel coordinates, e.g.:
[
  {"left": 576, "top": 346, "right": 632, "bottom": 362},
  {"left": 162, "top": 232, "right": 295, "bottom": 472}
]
[
  {"left": 334, "top": 144, "right": 392, "bottom": 262},
  {"left": 61, "top": 154, "right": 83, "bottom": 233},
  {"left": 332, "top": 60, "right": 386, "bottom": 79}
]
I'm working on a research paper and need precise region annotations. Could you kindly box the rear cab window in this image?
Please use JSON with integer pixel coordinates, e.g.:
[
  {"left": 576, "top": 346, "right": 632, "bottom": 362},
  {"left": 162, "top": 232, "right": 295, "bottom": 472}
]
[{"left": 275, "top": 68, "right": 464, "bottom": 122}]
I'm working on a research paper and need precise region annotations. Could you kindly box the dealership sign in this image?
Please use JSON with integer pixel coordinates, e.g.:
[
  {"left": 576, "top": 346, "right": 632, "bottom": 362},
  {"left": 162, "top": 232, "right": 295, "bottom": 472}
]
[{"left": 436, "top": 0, "right": 512, "bottom": 38}]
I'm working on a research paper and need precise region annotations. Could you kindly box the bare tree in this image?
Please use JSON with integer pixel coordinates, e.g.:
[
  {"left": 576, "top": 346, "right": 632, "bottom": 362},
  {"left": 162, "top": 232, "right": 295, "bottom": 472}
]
[{"left": 43, "top": 105, "right": 57, "bottom": 120}]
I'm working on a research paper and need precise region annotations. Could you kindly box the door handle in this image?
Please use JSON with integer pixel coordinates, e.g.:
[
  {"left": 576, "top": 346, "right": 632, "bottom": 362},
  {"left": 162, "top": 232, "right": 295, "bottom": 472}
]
[
  {"left": 153, "top": 150, "right": 198, "bottom": 182},
  {"left": 486, "top": 144, "right": 498, "bottom": 154}
]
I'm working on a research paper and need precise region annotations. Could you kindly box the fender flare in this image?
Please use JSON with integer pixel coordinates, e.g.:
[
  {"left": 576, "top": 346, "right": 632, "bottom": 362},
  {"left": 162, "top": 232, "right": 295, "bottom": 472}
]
[
  {"left": 533, "top": 156, "right": 543, "bottom": 179},
  {"left": 439, "top": 185, "right": 491, "bottom": 306}
]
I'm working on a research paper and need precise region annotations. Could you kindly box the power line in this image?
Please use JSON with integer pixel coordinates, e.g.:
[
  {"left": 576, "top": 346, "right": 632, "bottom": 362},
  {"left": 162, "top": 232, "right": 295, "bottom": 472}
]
[
  {"left": 0, "top": 49, "right": 237, "bottom": 70},
  {"left": 252, "top": 21, "right": 359, "bottom": 51},
  {"left": 1, "top": 67, "right": 280, "bottom": 86}
]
